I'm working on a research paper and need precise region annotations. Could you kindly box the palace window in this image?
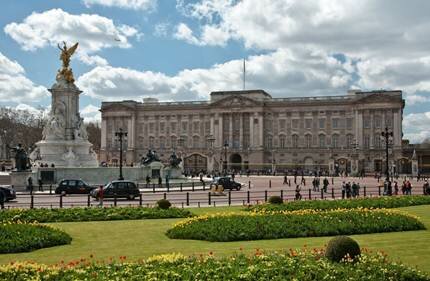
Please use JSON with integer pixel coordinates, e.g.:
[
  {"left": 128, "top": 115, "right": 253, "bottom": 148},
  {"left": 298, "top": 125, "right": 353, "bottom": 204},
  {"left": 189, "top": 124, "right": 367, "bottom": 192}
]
[
  {"left": 170, "top": 122, "right": 176, "bottom": 133},
  {"left": 374, "top": 135, "right": 381, "bottom": 149},
  {"left": 279, "top": 135, "right": 286, "bottom": 148},
  {"left": 305, "top": 119, "right": 312, "bottom": 129},
  {"left": 159, "top": 122, "right": 165, "bottom": 133},
  {"left": 159, "top": 137, "right": 165, "bottom": 149},
  {"left": 182, "top": 122, "right": 187, "bottom": 133},
  {"left": 346, "top": 118, "right": 353, "bottom": 129},
  {"left": 332, "top": 134, "right": 339, "bottom": 148},
  {"left": 265, "top": 135, "right": 273, "bottom": 149},
  {"left": 149, "top": 136, "right": 155, "bottom": 149},
  {"left": 363, "top": 135, "right": 370, "bottom": 149},
  {"left": 319, "top": 118, "right": 325, "bottom": 129},
  {"left": 374, "top": 116, "right": 382, "bottom": 128},
  {"left": 193, "top": 136, "right": 200, "bottom": 148},
  {"left": 292, "top": 135, "right": 299, "bottom": 148},
  {"left": 292, "top": 119, "right": 299, "bottom": 129},
  {"left": 319, "top": 134, "right": 326, "bottom": 148},
  {"left": 149, "top": 123, "right": 154, "bottom": 134},
  {"left": 346, "top": 134, "right": 354, "bottom": 148},
  {"left": 171, "top": 136, "right": 177, "bottom": 149},
  {"left": 305, "top": 134, "right": 312, "bottom": 148},
  {"left": 363, "top": 116, "right": 371, "bottom": 129},
  {"left": 332, "top": 118, "right": 339, "bottom": 129}
]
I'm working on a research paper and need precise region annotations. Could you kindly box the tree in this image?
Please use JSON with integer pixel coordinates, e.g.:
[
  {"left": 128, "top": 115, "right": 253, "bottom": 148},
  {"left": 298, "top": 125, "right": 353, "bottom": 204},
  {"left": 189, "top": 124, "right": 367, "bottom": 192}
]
[{"left": 86, "top": 122, "right": 101, "bottom": 153}]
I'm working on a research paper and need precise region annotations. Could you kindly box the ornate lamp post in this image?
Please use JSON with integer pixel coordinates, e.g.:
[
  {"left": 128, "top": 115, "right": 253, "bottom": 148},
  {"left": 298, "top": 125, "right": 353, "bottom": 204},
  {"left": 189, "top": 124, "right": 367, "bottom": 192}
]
[
  {"left": 381, "top": 127, "right": 393, "bottom": 182},
  {"left": 223, "top": 140, "right": 229, "bottom": 176},
  {"left": 115, "top": 128, "right": 127, "bottom": 180}
]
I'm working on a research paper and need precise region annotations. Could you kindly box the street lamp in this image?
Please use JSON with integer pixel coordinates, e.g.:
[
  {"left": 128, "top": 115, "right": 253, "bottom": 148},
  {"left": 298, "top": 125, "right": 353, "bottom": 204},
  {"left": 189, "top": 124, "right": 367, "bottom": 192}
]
[
  {"left": 115, "top": 128, "right": 127, "bottom": 180},
  {"left": 381, "top": 127, "right": 393, "bottom": 182},
  {"left": 223, "top": 140, "right": 229, "bottom": 176}
]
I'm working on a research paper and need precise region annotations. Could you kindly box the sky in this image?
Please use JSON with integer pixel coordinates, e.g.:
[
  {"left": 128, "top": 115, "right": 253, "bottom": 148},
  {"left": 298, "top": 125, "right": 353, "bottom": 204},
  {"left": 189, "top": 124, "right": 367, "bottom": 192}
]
[{"left": 0, "top": 0, "right": 429, "bottom": 143}]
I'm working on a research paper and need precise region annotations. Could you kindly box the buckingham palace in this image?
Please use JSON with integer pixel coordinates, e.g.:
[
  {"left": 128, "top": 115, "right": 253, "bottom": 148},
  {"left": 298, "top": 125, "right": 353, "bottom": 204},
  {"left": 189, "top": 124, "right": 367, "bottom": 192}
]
[{"left": 99, "top": 89, "right": 422, "bottom": 175}]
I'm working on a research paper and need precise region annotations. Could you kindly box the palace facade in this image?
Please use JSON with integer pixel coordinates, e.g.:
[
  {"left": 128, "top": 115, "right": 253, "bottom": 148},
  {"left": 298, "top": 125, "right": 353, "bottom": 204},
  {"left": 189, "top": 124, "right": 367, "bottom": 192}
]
[{"left": 99, "top": 89, "right": 426, "bottom": 175}]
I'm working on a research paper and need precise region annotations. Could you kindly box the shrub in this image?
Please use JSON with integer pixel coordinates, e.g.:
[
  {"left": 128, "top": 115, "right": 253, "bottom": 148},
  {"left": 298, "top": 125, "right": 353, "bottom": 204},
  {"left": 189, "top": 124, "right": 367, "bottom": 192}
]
[
  {"left": 247, "top": 195, "right": 430, "bottom": 213},
  {"left": 268, "top": 196, "right": 283, "bottom": 204},
  {"left": 157, "top": 199, "right": 172, "bottom": 210},
  {"left": 0, "top": 223, "right": 71, "bottom": 253},
  {"left": 0, "top": 251, "right": 429, "bottom": 280},
  {"left": 0, "top": 206, "right": 192, "bottom": 223},
  {"left": 167, "top": 208, "right": 425, "bottom": 242},
  {"left": 325, "top": 236, "right": 361, "bottom": 262}
]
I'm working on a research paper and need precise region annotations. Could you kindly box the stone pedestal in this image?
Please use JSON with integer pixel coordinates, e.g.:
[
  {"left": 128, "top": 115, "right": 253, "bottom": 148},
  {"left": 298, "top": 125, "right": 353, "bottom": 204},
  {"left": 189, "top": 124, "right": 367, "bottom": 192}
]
[
  {"left": 10, "top": 171, "right": 37, "bottom": 191},
  {"left": 142, "top": 161, "right": 164, "bottom": 179},
  {"left": 164, "top": 166, "right": 183, "bottom": 179}
]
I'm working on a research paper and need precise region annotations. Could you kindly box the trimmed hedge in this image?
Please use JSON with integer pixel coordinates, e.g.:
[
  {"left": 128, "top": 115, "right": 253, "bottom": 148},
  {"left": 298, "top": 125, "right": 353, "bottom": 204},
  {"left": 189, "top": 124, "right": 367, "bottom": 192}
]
[
  {"left": 0, "top": 251, "right": 429, "bottom": 280},
  {"left": 166, "top": 208, "right": 425, "bottom": 242},
  {"left": 247, "top": 195, "right": 430, "bottom": 213},
  {"left": 0, "top": 207, "right": 193, "bottom": 223},
  {"left": 0, "top": 223, "right": 71, "bottom": 253},
  {"left": 325, "top": 236, "right": 361, "bottom": 262}
]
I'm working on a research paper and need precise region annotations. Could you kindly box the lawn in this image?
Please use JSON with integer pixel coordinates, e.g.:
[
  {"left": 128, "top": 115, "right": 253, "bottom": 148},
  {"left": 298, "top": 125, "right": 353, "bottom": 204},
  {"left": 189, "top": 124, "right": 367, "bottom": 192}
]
[{"left": 0, "top": 205, "right": 429, "bottom": 273}]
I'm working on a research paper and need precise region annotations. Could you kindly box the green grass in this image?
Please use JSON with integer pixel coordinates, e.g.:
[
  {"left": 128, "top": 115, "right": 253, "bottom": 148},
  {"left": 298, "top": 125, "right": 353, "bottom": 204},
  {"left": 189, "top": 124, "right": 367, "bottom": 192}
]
[{"left": 0, "top": 205, "right": 429, "bottom": 273}]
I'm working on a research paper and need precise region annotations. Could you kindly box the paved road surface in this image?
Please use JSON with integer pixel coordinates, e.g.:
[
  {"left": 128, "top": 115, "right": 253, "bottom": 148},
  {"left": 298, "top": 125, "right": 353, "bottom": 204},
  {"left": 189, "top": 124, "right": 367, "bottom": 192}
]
[{"left": 2, "top": 175, "right": 427, "bottom": 209}]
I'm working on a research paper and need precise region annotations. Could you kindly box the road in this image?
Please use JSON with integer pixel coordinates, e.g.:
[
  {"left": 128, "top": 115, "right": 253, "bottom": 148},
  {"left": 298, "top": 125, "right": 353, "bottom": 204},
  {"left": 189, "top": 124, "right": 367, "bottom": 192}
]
[{"left": 2, "top": 175, "right": 427, "bottom": 209}]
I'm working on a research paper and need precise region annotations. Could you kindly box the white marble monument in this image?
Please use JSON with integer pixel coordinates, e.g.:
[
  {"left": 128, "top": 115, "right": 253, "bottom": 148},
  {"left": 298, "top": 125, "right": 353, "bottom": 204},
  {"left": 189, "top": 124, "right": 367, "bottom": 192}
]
[{"left": 30, "top": 42, "right": 98, "bottom": 168}]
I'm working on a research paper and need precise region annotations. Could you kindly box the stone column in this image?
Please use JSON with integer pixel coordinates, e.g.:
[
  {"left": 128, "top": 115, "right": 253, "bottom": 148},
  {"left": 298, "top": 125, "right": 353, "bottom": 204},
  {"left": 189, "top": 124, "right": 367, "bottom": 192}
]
[
  {"left": 393, "top": 109, "right": 401, "bottom": 147},
  {"left": 370, "top": 112, "right": 374, "bottom": 149},
  {"left": 101, "top": 118, "right": 107, "bottom": 150},
  {"left": 249, "top": 114, "right": 254, "bottom": 148},
  {"left": 239, "top": 113, "right": 243, "bottom": 149},
  {"left": 259, "top": 113, "right": 264, "bottom": 148},
  {"left": 218, "top": 113, "right": 223, "bottom": 148},
  {"left": 229, "top": 113, "right": 233, "bottom": 146},
  {"left": 356, "top": 110, "right": 363, "bottom": 147}
]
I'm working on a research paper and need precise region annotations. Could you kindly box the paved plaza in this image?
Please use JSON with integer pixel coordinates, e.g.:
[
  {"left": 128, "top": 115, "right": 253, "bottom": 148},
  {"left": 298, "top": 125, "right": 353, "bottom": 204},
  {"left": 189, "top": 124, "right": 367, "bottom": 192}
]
[{"left": 3, "top": 175, "right": 427, "bottom": 209}]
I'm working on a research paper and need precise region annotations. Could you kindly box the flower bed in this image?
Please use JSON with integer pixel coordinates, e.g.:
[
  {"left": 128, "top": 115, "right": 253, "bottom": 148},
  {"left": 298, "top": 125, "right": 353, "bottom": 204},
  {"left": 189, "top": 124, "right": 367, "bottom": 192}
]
[
  {"left": 166, "top": 208, "right": 425, "bottom": 241},
  {"left": 0, "top": 207, "right": 193, "bottom": 223},
  {"left": 0, "top": 251, "right": 429, "bottom": 280},
  {"left": 0, "top": 222, "right": 71, "bottom": 253},
  {"left": 247, "top": 195, "right": 430, "bottom": 213}
]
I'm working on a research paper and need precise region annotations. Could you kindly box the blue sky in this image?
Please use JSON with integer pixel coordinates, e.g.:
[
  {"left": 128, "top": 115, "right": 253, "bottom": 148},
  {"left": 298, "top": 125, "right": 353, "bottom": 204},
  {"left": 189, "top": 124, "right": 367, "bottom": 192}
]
[{"left": 0, "top": 0, "right": 429, "bottom": 143}]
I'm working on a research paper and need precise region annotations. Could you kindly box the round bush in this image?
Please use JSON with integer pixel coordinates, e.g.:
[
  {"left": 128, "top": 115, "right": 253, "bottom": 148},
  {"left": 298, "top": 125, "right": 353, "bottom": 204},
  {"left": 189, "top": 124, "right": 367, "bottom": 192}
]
[
  {"left": 325, "top": 236, "right": 361, "bottom": 262},
  {"left": 157, "top": 199, "right": 172, "bottom": 209},
  {"left": 268, "top": 196, "right": 283, "bottom": 204}
]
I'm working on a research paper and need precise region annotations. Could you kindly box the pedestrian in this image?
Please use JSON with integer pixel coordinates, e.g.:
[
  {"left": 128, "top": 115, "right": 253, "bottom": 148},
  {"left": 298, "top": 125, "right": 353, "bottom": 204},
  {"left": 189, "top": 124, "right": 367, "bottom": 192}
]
[
  {"left": 98, "top": 185, "right": 104, "bottom": 207},
  {"left": 295, "top": 185, "right": 302, "bottom": 200},
  {"left": 423, "top": 180, "right": 430, "bottom": 195},
  {"left": 38, "top": 178, "right": 43, "bottom": 192},
  {"left": 323, "top": 177, "right": 329, "bottom": 193},
  {"left": 283, "top": 175, "right": 288, "bottom": 185},
  {"left": 406, "top": 180, "right": 412, "bottom": 195},
  {"left": 346, "top": 182, "right": 352, "bottom": 198},
  {"left": 158, "top": 176, "right": 162, "bottom": 187},
  {"left": 394, "top": 181, "right": 399, "bottom": 195},
  {"left": 0, "top": 189, "right": 4, "bottom": 209},
  {"left": 301, "top": 177, "right": 306, "bottom": 186},
  {"left": 165, "top": 175, "right": 170, "bottom": 189},
  {"left": 27, "top": 176, "right": 33, "bottom": 195}
]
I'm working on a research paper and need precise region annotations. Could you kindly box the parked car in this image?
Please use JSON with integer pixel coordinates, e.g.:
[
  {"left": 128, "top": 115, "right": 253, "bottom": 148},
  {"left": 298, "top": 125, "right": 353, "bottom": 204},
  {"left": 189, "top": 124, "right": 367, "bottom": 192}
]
[
  {"left": 210, "top": 177, "right": 242, "bottom": 191},
  {"left": 55, "top": 179, "right": 96, "bottom": 194},
  {"left": 90, "top": 180, "right": 140, "bottom": 200},
  {"left": 0, "top": 185, "right": 16, "bottom": 201}
]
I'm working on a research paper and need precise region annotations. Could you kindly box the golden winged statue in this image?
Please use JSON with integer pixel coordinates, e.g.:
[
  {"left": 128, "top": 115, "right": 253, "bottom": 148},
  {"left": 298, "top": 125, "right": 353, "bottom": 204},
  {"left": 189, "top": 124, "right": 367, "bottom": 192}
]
[
  {"left": 56, "top": 41, "right": 78, "bottom": 83},
  {"left": 58, "top": 41, "right": 78, "bottom": 68}
]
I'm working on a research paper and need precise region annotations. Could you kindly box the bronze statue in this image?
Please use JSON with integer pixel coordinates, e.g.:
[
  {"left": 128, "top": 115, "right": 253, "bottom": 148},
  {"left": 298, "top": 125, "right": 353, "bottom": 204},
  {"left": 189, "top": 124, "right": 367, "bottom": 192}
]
[
  {"left": 8, "top": 144, "right": 29, "bottom": 172},
  {"left": 169, "top": 151, "right": 182, "bottom": 168},
  {"left": 56, "top": 41, "right": 78, "bottom": 83}
]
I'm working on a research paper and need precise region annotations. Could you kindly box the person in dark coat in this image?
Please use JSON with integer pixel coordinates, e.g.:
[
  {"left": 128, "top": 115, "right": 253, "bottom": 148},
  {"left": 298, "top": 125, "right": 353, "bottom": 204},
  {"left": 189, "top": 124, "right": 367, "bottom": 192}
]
[{"left": 27, "top": 176, "right": 33, "bottom": 195}]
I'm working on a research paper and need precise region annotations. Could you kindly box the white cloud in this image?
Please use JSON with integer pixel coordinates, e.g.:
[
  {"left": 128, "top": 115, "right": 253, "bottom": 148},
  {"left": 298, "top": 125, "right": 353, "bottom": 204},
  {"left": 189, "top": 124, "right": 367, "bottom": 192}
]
[
  {"left": 174, "top": 23, "right": 201, "bottom": 45},
  {"left": 4, "top": 8, "right": 141, "bottom": 65},
  {"left": 405, "top": 95, "right": 430, "bottom": 106},
  {"left": 14, "top": 104, "right": 50, "bottom": 117},
  {"left": 153, "top": 22, "right": 170, "bottom": 37},
  {"left": 0, "top": 52, "right": 48, "bottom": 103},
  {"left": 81, "top": 104, "right": 101, "bottom": 123},
  {"left": 78, "top": 53, "right": 109, "bottom": 67},
  {"left": 403, "top": 112, "right": 430, "bottom": 144},
  {"left": 77, "top": 47, "right": 353, "bottom": 102},
  {"left": 83, "top": 0, "right": 157, "bottom": 11}
]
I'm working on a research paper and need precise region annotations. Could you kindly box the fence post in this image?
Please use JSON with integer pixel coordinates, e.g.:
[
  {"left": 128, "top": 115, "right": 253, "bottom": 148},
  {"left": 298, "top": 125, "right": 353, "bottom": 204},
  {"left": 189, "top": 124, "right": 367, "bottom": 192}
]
[
  {"left": 308, "top": 189, "right": 311, "bottom": 200},
  {"left": 208, "top": 192, "right": 211, "bottom": 205},
  {"left": 331, "top": 188, "right": 335, "bottom": 199},
  {"left": 247, "top": 190, "right": 250, "bottom": 204},
  {"left": 332, "top": 177, "right": 334, "bottom": 185},
  {"left": 192, "top": 182, "right": 195, "bottom": 192},
  {"left": 167, "top": 184, "right": 170, "bottom": 193},
  {"left": 186, "top": 192, "right": 190, "bottom": 206},
  {"left": 228, "top": 191, "right": 231, "bottom": 206},
  {"left": 163, "top": 193, "right": 167, "bottom": 200},
  {"left": 378, "top": 185, "right": 381, "bottom": 196},
  {"left": 321, "top": 189, "right": 324, "bottom": 199},
  {"left": 264, "top": 190, "right": 268, "bottom": 202},
  {"left": 152, "top": 184, "right": 155, "bottom": 193},
  {"left": 139, "top": 194, "right": 142, "bottom": 206},
  {"left": 363, "top": 186, "right": 367, "bottom": 197},
  {"left": 49, "top": 185, "right": 52, "bottom": 194},
  {"left": 59, "top": 194, "right": 63, "bottom": 208},
  {"left": 180, "top": 183, "right": 183, "bottom": 192},
  {"left": 87, "top": 194, "right": 90, "bottom": 207},
  {"left": 203, "top": 181, "right": 205, "bottom": 191},
  {"left": 269, "top": 180, "right": 271, "bottom": 188},
  {"left": 30, "top": 195, "right": 34, "bottom": 209},
  {"left": 114, "top": 194, "right": 117, "bottom": 207},
  {"left": 248, "top": 181, "right": 251, "bottom": 189}
]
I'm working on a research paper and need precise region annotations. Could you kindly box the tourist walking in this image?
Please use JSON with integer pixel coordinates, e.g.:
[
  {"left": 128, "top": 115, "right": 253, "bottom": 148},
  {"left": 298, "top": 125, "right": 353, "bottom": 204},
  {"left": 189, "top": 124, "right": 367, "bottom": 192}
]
[
  {"left": 98, "top": 185, "right": 104, "bottom": 207},
  {"left": 423, "top": 180, "right": 430, "bottom": 195},
  {"left": 323, "top": 177, "right": 329, "bottom": 193},
  {"left": 38, "top": 178, "right": 43, "bottom": 192}
]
